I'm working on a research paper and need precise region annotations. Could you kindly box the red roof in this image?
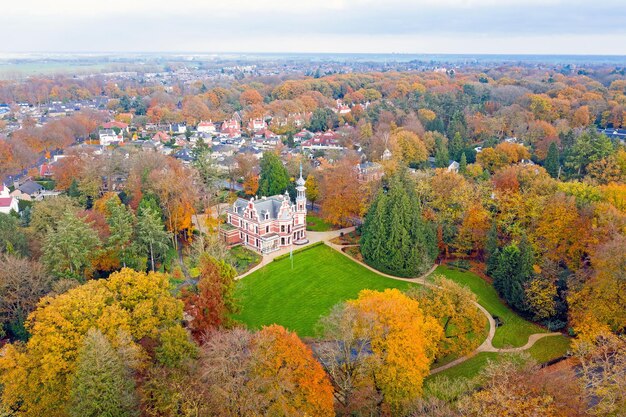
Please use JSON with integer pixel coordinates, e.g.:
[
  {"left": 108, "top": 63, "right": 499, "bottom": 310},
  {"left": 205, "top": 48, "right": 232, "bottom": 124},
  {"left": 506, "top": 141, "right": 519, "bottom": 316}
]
[
  {"left": 0, "top": 197, "right": 14, "bottom": 207},
  {"left": 103, "top": 121, "right": 129, "bottom": 129}
]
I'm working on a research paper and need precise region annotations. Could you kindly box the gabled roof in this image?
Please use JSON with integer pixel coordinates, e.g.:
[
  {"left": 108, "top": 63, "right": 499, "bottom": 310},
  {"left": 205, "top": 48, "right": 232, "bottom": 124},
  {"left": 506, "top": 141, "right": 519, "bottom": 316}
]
[
  {"left": 0, "top": 197, "right": 15, "bottom": 207},
  {"left": 231, "top": 194, "right": 292, "bottom": 221},
  {"left": 17, "top": 180, "right": 44, "bottom": 195}
]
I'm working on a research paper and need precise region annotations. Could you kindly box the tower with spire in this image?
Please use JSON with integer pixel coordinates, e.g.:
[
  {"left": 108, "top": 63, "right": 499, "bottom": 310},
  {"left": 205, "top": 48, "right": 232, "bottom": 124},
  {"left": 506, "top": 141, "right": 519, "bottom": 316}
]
[{"left": 296, "top": 163, "right": 307, "bottom": 213}]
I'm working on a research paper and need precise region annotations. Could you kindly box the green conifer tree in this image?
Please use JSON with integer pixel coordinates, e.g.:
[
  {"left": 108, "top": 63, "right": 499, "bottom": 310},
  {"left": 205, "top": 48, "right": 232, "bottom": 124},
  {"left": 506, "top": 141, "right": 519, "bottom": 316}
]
[
  {"left": 258, "top": 152, "right": 290, "bottom": 197},
  {"left": 361, "top": 170, "right": 437, "bottom": 277},
  {"left": 545, "top": 142, "right": 560, "bottom": 178},
  {"left": 459, "top": 153, "right": 468, "bottom": 175},
  {"left": 69, "top": 328, "right": 138, "bottom": 417}
]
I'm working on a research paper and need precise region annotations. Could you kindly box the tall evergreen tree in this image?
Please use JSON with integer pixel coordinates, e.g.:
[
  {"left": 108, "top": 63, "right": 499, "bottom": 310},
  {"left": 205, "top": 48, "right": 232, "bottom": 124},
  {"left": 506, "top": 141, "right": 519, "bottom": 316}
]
[
  {"left": 105, "top": 199, "right": 136, "bottom": 268},
  {"left": 136, "top": 206, "right": 171, "bottom": 272},
  {"left": 258, "top": 152, "right": 290, "bottom": 197},
  {"left": 545, "top": 142, "right": 560, "bottom": 178},
  {"left": 67, "top": 179, "right": 81, "bottom": 199},
  {"left": 69, "top": 328, "right": 138, "bottom": 417},
  {"left": 459, "top": 153, "right": 468, "bottom": 175},
  {"left": 360, "top": 170, "right": 437, "bottom": 277},
  {"left": 449, "top": 132, "right": 464, "bottom": 161},
  {"left": 492, "top": 236, "right": 534, "bottom": 312},
  {"left": 434, "top": 137, "right": 449, "bottom": 168}
]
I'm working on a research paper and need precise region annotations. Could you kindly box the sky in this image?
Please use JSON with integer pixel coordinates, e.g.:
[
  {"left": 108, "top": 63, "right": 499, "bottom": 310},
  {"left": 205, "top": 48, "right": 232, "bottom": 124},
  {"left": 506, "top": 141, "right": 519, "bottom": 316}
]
[{"left": 3, "top": 0, "right": 626, "bottom": 55}]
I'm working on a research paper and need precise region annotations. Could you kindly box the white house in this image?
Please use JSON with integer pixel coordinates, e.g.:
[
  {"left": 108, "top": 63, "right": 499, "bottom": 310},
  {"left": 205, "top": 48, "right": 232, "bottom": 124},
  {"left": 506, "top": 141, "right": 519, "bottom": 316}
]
[
  {"left": 197, "top": 120, "right": 216, "bottom": 134},
  {"left": 0, "top": 184, "right": 19, "bottom": 214},
  {"left": 99, "top": 129, "right": 123, "bottom": 146}
]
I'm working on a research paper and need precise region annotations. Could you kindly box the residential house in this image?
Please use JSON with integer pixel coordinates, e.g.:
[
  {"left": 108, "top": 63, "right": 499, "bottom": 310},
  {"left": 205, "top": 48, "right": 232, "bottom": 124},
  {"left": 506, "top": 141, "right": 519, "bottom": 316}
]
[
  {"left": 247, "top": 118, "right": 267, "bottom": 132},
  {"left": 197, "top": 120, "right": 216, "bottom": 134},
  {"left": 221, "top": 170, "right": 308, "bottom": 253},
  {"left": 170, "top": 123, "right": 187, "bottom": 134},
  {"left": 10, "top": 180, "right": 44, "bottom": 201},
  {"left": 301, "top": 130, "right": 344, "bottom": 151},
  {"left": 220, "top": 119, "right": 241, "bottom": 138},
  {"left": 0, "top": 184, "right": 19, "bottom": 214},
  {"left": 102, "top": 121, "right": 129, "bottom": 133},
  {"left": 99, "top": 129, "right": 123, "bottom": 146},
  {"left": 153, "top": 131, "right": 171, "bottom": 143},
  {"left": 355, "top": 161, "right": 384, "bottom": 182}
]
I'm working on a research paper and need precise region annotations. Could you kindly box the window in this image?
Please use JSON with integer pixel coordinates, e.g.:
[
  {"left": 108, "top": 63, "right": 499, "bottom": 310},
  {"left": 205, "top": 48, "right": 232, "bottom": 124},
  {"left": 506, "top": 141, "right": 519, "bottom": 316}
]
[
  {"left": 281, "top": 225, "right": 285, "bottom": 232},
  {"left": 266, "top": 225, "right": 269, "bottom": 233},
  {"left": 255, "top": 226, "right": 258, "bottom": 234}
]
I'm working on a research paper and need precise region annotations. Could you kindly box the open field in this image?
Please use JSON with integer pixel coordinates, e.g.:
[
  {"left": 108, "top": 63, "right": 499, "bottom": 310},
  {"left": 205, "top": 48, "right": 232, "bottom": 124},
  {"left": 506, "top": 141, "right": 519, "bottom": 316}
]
[{"left": 233, "top": 244, "right": 413, "bottom": 336}]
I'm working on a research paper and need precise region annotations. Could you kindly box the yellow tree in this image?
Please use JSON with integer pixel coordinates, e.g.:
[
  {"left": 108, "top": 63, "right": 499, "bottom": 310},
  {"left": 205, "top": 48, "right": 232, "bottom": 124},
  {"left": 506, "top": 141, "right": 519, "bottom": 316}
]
[
  {"left": 349, "top": 289, "right": 443, "bottom": 412},
  {"left": 407, "top": 277, "right": 486, "bottom": 359},
  {"left": 0, "top": 268, "right": 194, "bottom": 417}
]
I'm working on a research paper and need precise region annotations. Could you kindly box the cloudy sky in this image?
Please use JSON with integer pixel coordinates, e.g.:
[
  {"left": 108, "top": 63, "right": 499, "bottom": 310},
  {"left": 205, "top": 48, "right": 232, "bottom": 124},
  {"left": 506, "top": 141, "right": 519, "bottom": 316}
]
[{"left": 3, "top": 0, "right": 626, "bottom": 55}]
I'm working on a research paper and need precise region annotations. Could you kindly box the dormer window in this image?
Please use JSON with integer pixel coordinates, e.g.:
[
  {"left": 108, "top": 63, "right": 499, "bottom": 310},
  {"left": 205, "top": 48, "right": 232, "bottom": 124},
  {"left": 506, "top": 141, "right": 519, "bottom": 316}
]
[{"left": 265, "top": 213, "right": 269, "bottom": 220}]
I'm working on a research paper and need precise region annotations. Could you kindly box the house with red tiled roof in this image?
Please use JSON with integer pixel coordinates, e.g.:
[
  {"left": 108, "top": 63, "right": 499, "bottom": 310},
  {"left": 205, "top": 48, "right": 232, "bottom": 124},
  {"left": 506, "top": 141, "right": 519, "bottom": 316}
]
[
  {"left": 102, "top": 121, "right": 129, "bottom": 132},
  {"left": 197, "top": 120, "right": 216, "bottom": 134},
  {"left": 153, "top": 131, "right": 171, "bottom": 143},
  {"left": 220, "top": 119, "right": 241, "bottom": 138},
  {"left": 301, "top": 130, "right": 344, "bottom": 152},
  {"left": 247, "top": 118, "right": 267, "bottom": 132}
]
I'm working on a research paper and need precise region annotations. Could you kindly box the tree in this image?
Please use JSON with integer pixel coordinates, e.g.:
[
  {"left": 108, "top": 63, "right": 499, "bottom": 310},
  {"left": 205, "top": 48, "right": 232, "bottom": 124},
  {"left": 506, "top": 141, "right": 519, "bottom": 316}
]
[
  {"left": 390, "top": 130, "right": 428, "bottom": 166},
  {"left": 242, "top": 174, "right": 259, "bottom": 197},
  {"left": 69, "top": 328, "right": 138, "bottom": 417},
  {"left": 318, "top": 158, "right": 368, "bottom": 226},
  {"left": 459, "top": 152, "right": 467, "bottom": 175},
  {"left": 574, "top": 334, "right": 626, "bottom": 416},
  {"left": 0, "top": 213, "right": 28, "bottom": 256},
  {"left": 309, "top": 108, "right": 336, "bottom": 132},
  {"left": 0, "top": 255, "right": 53, "bottom": 340},
  {"left": 434, "top": 136, "right": 450, "bottom": 168},
  {"left": 316, "top": 304, "right": 381, "bottom": 415},
  {"left": 407, "top": 277, "right": 486, "bottom": 359},
  {"left": 30, "top": 195, "right": 79, "bottom": 236},
  {"left": 239, "top": 89, "right": 263, "bottom": 107},
  {"left": 492, "top": 237, "right": 533, "bottom": 312},
  {"left": 0, "top": 268, "right": 194, "bottom": 417},
  {"left": 545, "top": 141, "right": 560, "bottom": 178},
  {"left": 105, "top": 197, "right": 136, "bottom": 269},
  {"left": 449, "top": 131, "right": 464, "bottom": 161},
  {"left": 485, "top": 222, "right": 499, "bottom": 276},
  {"left": 43, "top": 210, "right": 101, "bottom": 281},
  {"left": 458, "top": 354, "right": 586, "bottom": 417},
  {"left": 361, "top": 170, "right": 437, "bottom": 277},
  {"left": 136, "top": 206, "right": 171, "bottom": 272},
  {"left": 250, "top": 325, "right": 335, "bottom": 417},
  {"left": 183, "top": 254, "right": 238, "bottom": 340},
  {"left": 258, "top": 152, "right": 290, "bottom": 197},
  {"left": 305, "top": 173, "right": 319, "bottom": 209},
  {"left": 569, "top": 235, "right": 626, "bottom": 336},
  {"left": 348, "top": 289, "right": 443, "bottom": 413}
]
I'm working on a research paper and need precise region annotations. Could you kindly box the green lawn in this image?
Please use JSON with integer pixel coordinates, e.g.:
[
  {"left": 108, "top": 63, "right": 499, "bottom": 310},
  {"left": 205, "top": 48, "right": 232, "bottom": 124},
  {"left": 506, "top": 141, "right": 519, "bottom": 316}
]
[
  {"left": 234, "top": 244, "right": 414, "bottom": 336},
  {"left": 306, "top": 214, "right": 335, "bottom": 232},
  {"left": 431, "top": 266, "right": 547, "bottom": 348},
  {"left": 427, "top": 352, "right": 500, "bottom": 383},
  {"left": 527, "top": 335, "right": 571, "bottom": 363}
]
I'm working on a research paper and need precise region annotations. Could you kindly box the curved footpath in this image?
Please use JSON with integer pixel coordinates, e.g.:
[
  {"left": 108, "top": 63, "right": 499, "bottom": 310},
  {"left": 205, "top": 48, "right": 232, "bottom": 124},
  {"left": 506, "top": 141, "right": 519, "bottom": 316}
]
[{"left": 236, "top": 227, "right": 562, "bottom": 375}]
